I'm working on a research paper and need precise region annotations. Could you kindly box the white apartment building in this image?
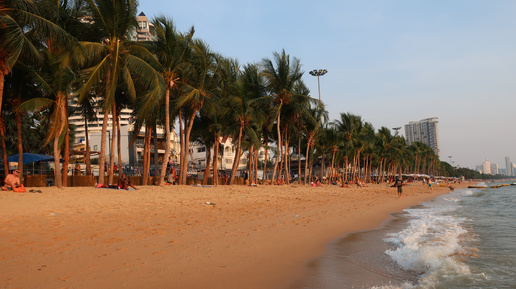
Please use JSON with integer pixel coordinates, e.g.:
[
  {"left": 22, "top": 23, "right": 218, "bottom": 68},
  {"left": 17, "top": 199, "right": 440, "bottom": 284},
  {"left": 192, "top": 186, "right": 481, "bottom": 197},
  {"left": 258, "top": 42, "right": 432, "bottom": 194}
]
[
  {"left": 505, "top": 156, "right": 513, "bottom": 176},
  {"left": 404, "top": 117, "right": 440, "bottom": 157},
  {"left": 190, "top": 137, "right": 272, "bottom": 173},
  {"left": 482, "top": 159, "right": 491, "bottom": 175}
]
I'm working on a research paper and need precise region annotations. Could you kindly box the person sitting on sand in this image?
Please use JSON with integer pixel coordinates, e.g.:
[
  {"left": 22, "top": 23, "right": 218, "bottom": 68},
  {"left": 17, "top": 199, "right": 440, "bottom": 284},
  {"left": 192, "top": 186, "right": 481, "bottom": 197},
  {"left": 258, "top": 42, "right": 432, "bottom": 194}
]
[
  {"left": 2, "top": 169, "right": 21, "bottom": 191},
  {"left": 118, "top": 174, "right": 137, "bottom": 190},
  {"left": 315, "top": 178, "right": 322, "bottom": 187}
]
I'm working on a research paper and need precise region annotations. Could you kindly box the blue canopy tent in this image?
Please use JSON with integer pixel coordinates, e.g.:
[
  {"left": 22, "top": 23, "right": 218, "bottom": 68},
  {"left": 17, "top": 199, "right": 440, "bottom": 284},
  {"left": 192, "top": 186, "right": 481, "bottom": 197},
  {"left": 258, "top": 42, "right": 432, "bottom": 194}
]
[
  {"left": 6, "top": 153, "right": 60, "bottom": 165},
  {"left": 3, "top": 153, "right": 63, "bottom": 175}
]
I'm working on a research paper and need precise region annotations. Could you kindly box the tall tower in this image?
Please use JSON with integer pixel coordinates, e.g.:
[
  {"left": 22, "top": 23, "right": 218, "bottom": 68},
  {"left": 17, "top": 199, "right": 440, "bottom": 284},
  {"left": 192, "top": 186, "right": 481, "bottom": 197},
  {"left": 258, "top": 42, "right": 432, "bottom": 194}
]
[
  {"left": 482, "top": 159, "right": 491, "bottom": 175},
  {"left": 404, "top": 117, "right": 440, "bottom": 157},
  {"left": 505, "top": 156, "right": 513, "bottom": 176}
]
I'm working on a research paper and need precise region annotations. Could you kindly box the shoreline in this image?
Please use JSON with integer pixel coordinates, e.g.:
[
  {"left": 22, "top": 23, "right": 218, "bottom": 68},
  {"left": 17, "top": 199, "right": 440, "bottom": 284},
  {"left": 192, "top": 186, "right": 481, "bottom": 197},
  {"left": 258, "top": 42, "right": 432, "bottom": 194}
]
[{"left": 0, "top": 182, "right": 468, "bottom": 289}]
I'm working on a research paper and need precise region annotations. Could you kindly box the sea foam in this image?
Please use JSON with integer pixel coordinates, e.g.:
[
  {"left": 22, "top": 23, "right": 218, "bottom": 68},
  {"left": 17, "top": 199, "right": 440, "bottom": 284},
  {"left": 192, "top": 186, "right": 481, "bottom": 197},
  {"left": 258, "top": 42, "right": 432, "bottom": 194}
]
[{"left": 383, "top": 205, "right": 473, "bottom": 288}]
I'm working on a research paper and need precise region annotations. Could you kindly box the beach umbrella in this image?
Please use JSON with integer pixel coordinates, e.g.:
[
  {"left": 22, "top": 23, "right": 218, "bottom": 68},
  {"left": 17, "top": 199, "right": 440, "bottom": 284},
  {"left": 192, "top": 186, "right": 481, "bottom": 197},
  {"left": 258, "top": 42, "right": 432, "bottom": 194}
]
[{"left": 5, "top": 153, "right": 63, "bottom": 165}]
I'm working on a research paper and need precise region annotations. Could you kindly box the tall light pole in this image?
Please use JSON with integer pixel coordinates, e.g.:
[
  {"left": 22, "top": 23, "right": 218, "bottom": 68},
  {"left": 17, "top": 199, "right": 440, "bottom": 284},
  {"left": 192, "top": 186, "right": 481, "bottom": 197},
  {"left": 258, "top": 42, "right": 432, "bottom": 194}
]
[
  {"left": 309, "top": 69, "right": 328, "bottom": 182},
  {"left": 309, "top": 69, "right": 328, "bottom": 102},
  {"left": 392, "top": 127, "right": 401, "bottom": 136}
]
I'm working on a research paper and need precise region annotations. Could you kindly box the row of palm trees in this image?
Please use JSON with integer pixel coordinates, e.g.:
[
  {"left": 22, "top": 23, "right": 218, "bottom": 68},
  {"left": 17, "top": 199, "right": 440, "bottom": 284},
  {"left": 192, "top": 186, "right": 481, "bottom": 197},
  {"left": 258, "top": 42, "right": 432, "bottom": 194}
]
[{"left": 1, "top": 0, "right": 445, "bottom": 188}]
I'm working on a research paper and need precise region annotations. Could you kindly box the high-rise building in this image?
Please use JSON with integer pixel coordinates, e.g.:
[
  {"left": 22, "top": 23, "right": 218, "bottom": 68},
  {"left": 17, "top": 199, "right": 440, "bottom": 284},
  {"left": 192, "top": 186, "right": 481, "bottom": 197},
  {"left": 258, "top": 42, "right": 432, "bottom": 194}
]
[
  {"left": 505, "top": 156, "right": 513, "bottom": 176},
  {"left": 482, "top": 159, "right": 491, "bottom": 175},
  {"left": 490, "top": 163, "right": 499, "bottom": 175},
  {"left": 404, "top": 117, "right": 440, "bottom": 157}
]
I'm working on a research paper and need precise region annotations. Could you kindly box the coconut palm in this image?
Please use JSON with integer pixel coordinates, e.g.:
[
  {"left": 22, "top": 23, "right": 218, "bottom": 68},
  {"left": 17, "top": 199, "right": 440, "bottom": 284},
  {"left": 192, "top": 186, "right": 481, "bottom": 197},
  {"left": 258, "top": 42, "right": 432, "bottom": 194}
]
[
  {"left": 302, "top": 105, "right": 327, "bottom": 184},
  {"left": 222, "top": 62, "right": 262, "bottom": 185},
  {"left": 176, "top": 39, "right": 218, "bottom": 184},
  {"left": 376, "top": 126, "right": 395, "bottom": 182},
  {"left": 78, "top": 0, "right": 163, "bottom": 185},
  {"left": 333, "top": 112, "right": 364, "bottom": 180},
  {"left": 0, "top": 0, "right": 70, "bottom": 171},
  {"left": 261, "top": 50, "right": 303, "bottom": 183},
  {"left": 0, "top": 0, "right": 68, "bottom": 113},
  {"left": 149, "top": 16, "right": 194, "bottom": 184}
]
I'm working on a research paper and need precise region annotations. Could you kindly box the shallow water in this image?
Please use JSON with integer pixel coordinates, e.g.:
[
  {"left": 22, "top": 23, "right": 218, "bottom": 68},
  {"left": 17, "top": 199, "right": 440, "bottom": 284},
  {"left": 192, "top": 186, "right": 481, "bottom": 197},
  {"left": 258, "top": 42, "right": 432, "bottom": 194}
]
[{"left": 289, "top": 183, "right": 516, "bottom": 289}]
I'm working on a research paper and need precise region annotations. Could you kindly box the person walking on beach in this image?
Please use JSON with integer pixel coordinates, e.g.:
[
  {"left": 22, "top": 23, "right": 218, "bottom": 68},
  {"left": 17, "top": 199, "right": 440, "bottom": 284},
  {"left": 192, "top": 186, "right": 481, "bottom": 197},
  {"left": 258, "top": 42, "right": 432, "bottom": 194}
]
[{"left": 394, "top": 177, "right": 404, "bottom": 198}]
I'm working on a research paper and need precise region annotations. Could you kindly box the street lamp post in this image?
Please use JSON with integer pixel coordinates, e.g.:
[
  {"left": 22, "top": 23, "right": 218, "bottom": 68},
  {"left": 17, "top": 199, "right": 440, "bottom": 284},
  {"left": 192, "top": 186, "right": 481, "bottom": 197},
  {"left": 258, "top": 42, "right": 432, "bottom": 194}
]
[
  {"left": 309, "top": 69, "right": 328, "bottom": 102},
  {"left": 309, "top": 69, "right": 328, "bottom": 182}
]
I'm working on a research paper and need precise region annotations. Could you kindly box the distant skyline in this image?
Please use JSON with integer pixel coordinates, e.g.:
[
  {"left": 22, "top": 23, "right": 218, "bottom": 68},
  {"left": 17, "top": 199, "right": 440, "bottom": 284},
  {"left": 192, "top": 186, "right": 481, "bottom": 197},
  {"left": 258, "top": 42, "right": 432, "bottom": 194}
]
[{"left": 138, "top": 0, "right": 516, "bottom": 169}]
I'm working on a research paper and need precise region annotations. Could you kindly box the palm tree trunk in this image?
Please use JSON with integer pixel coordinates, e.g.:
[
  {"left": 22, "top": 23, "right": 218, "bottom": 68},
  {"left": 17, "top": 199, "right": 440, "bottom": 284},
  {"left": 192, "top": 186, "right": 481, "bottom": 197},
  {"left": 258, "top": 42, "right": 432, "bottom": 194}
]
[
  {"left": 212, "top": 133, "right": 219, "bottom": 185},
  {"left": 142, "top": 124, "right": 151, "bottom": 185},
  {"left": 98, "top": 110, "right": 109, "bottom": 185},
  {"left": 53, "top": 132, "right": 62, "bottom": 188},
  {"left": 153, "top": 122, "right": 158, "bottom": 174},
  {"left": 248, "top": 146, "right": 254, "bottom": 182},
  {"left": 304, "top": 139, "right": 311, "bottom": 185},
  {"left": 15, "top": 110, "right": 23, "bottom": 180},
  {"left": 108, "top": 102, "right": 116, "bottom": 185},
  {"left": 0, "top": 71, "right": 5, "bottom": 115},
  {"left": 284, "top": 132, "right": 290, "bottom": 184},
  {"left": 182, "top": 109, "right": 197, "bottom": 184},
  {"left": 117, "top": 111, "right": 122, "bottom": 176},
  {"left": 203, "top": 144, "right": 211, "bottom": 185},
  {"left": 0, "top": 117, "right": 8, "bottom": 173},
  {"left": 272, "top": 111, "right": 282, "bottom": 184},
  {"left": 159, "top": 89, "right": 171, "bottom": 185},
  {"left": 53, "top": 97, "right": 66, "bottom": 188},
  {"left": 253, "top": 145, "right": 259, "bottom": 184},
  {"left": 229, "top": 123, "right": 244, "bottom": 185},
  {"left": 85, "top": 118, "right": 92, "bottom": 175},
  {"left": 263, "top": 138, "right": 269, "bottom": 183},
  {"left": 297, "top": 137, "right": 302, "bottom": 184},
  {"left": 178, "top": 110, "right": 185, "bottom": 184},
  {"left": 62, "top": 95, "right": 70, "bottom": 187}
]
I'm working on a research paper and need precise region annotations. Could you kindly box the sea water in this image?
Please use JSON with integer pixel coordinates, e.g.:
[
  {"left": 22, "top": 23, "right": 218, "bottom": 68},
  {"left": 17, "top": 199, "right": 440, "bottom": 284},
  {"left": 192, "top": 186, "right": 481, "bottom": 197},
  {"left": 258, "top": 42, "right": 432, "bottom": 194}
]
[
  {"left": 289, "top": 183, "right": 516, "bottom": 289},
  {"left": 375, "top": 183, "right": 516, "bottom": 289}
]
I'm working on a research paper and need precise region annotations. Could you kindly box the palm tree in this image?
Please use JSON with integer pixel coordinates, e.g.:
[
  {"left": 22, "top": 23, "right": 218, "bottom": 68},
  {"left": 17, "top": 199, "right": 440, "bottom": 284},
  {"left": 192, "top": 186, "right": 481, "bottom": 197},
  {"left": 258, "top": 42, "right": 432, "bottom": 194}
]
[
  {"left": 150, "top": 16, "right": 194, "bottom": 185},
  {"left": 333, "top": 112, "right": 364, "bottom": 180},
  {"left": 0, "top": 0, "right": 66, "bottom": 112},
  {"left": 222, "top": 62, "right": 261, "bottom": 185},
  {"left": 79, "top": 0, "right": 163, "bottom": 185},
  {"left": 302, "top": 105, "right": 327, "bottom": 184},
  {"left": 261, "top": 49, "right": 303, "bottom": 183},
  {"left": 376, "top": 126, "right": 395, "bottom": 183},
  {"left": 0, "top": 0, "right": 70, "bottom": 171},
  {"left": 176, "top": 39, "right": 218, "bottom": 184}
]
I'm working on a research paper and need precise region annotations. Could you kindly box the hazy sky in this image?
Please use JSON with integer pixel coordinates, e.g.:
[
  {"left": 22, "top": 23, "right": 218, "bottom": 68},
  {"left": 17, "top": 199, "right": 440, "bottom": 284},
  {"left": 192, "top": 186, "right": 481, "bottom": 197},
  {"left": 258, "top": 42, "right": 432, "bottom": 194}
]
[{"left": 138, "top": 0, "right": 516, "bottom": 170}]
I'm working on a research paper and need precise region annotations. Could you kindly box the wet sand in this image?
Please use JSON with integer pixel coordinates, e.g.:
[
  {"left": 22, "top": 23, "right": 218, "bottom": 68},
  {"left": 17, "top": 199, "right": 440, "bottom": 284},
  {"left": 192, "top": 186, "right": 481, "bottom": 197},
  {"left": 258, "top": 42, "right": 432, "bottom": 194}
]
[{"left": 0, "top": 181, "right": 468, "bottom": 289}]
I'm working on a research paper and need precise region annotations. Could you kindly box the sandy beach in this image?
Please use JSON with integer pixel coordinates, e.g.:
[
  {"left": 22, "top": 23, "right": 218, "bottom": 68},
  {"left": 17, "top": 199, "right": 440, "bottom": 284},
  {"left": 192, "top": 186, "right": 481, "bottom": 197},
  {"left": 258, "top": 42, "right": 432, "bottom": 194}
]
[{"left": 0, "top": 181, "right": 467, "bottom": 289}]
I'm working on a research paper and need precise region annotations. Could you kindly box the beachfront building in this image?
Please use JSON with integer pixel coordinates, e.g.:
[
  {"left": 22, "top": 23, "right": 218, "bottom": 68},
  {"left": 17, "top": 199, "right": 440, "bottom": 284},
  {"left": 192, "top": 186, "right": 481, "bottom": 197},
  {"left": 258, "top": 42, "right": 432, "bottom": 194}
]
[
  {"left": 70, "top": 107, "right": 181, "bottom": 170},
  {"left": 404, "top": 117, "right": 440, "bottom": 157},
  {"left": 190, "top": 137, "right": 272, "bottom": 174},
  {"left": 505, "top": 156, "right": 513, "bottom": 176},
  {"left": 490, "top": 163, "right": 499, "bottom": 175},
  {"left": 482, "top": 159, "right": 491, "bottom": 175},
  {"left": 128, "top": 12, "right": 155, "bottom": 41}
]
